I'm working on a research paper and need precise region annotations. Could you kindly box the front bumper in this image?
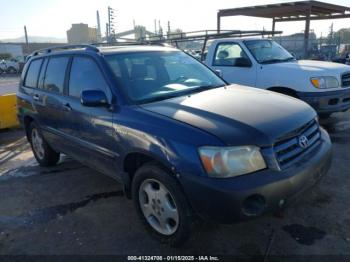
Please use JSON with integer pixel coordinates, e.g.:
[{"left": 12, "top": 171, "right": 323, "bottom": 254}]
[
  {"left": 180, "top": 129, "right": 332, "bottom": 223},
  {"left": 298, "top": 88, "right": 350, "bottom": 114}
]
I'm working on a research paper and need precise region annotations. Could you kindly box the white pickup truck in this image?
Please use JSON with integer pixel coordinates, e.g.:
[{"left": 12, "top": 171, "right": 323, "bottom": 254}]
[{"left": 203, "top": 39, "right": 350, "bottom": 117}]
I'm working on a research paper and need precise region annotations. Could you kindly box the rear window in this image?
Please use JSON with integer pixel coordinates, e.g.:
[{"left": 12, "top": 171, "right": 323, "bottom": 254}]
[
  {"left": 43, "top": 57, "right": 69, "bottom": 93},
  {"left": 24, "top": 59, "right": 43, "bottom": 88}
]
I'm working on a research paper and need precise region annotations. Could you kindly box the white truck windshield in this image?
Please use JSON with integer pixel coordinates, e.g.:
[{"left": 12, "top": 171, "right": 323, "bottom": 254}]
[{"left": 244, "top": 40, "right": 295, "bottom": 64}]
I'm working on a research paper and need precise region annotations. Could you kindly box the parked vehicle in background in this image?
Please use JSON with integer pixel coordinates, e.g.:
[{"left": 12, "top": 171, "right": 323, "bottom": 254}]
[
  {"left": 17, "top": 44, "right": 332, "bottom": 246},
  {"left": 332, "top": 51, "right": 350, "bottom": 65},
  {"left": 0, "top": 59, "right": 20, "bottom": 74},
  {"left": 203, "top": 38, "right": 350, "bottom": 118}
]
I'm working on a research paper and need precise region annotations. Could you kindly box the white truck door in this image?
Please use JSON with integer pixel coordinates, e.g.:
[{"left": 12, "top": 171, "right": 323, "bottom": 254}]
[{"left": 207, "top": 42, "right": 257, "bottom": 87}]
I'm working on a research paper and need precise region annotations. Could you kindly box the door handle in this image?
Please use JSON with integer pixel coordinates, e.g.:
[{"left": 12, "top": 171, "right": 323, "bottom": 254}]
[
  {"left": 63, "top": 103, "right": 72, "bottom": 112},
  {"left": 33, "top": 94, "right": 40, "bottom": 101}
]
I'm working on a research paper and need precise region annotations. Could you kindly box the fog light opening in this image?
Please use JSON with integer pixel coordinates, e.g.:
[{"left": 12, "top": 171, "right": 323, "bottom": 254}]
[
  {"left": 328, "top": 98, "right": 339, "bottom": 105},
  {"left": 242, "top": 194, "right": 266, "bottom": 217}
]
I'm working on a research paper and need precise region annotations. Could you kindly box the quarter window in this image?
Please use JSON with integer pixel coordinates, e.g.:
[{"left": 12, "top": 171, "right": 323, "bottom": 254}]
[
  {"left": 68, "top": 57, "right": 108, "bottom": 98},
  {"left": 43, "top": 57, "right": 69, "bottom": 93},
  {"left": 24, "top": 59, "right": 43, "bottom": 88},
  {"left": 213, "top": 43, "right": 249, "bottom": 66}
]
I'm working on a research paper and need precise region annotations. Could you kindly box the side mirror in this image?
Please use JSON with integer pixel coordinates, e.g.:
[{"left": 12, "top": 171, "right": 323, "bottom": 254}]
[
  {"left": 234, "top": 57, "right": 252, "bottom": 68},
  {"left": 215, "top": 70, "right": 223, "bottom": 77},
  {"left": 81, "top": 90, "right": 109, "bottom": 107}
]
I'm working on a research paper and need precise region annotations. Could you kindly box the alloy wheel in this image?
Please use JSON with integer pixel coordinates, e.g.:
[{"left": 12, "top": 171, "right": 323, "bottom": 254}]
[
  {"left": 139, "top": 179, "right": 179, "bottom": 235},
  {"left": 31, "top": 128, "right": 45, "bottom": 160}
]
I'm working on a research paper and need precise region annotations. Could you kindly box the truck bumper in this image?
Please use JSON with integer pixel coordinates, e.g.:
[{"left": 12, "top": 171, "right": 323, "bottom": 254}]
[
  {"left": 179, "top": 129, "right": 332, "bottom": 223},
  {"left": 298, "top": 88, "right": 350, "bottom": 114}
]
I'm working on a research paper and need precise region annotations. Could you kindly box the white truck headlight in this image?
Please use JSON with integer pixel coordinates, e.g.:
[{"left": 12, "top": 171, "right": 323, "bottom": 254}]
[
  {"left": 198, "top": 146, "right": 266, "bottom": 178},
  {"left": 310, "top": 76, "right": 339, "bottom": 89}
]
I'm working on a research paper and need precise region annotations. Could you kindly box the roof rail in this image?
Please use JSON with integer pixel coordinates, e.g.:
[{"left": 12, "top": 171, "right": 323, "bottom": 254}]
[
  {"left": 91, "top": 41, "right": 170, "bottom": 47},
  {"left": 32, "top": 44, "right": 99, "bottom": 56}
]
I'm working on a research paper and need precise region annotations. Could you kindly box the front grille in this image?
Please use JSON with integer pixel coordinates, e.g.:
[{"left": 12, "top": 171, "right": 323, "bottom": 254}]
[
  {"left": 273, "top": 119, "right": 321, "bottom": 168},
  {"left": 342, "top": 72, "right": 350, "bottom": 87}
]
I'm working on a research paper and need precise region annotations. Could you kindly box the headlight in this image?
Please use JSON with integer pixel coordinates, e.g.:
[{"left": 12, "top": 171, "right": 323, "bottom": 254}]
[
  {"left": 310, "top": 76, "right": 339, "bottom": 89},
  {"left": 198, "top": 146, "right": 266, "bottom": 178}
]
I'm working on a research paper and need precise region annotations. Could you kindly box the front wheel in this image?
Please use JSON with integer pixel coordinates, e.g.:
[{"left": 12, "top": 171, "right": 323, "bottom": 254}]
[
  {"left": 28, "top": 122, "right": 60, "bottom": 166},
  {"left": 319, "top": 113, "right": 332, "bottom": 119},
  {"left": 132, "top": 163, "right": 194, "bottom": 246}
]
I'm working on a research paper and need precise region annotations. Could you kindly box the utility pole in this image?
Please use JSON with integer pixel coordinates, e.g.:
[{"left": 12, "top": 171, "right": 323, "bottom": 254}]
[
  {"left": 24, "top": 26, "right": 29, "bottom": 54},
  {"left": 96, "top": 11, "right": 102, "bottom": 42},
  {"left": 154, "top": 19, "right": 157, "bottom": 35},
  {"left": 108, "top": 6, "right": 116, "bottom": 42},
  {"left": 106, "top": 23, "right": 109, "bottom": 42}
]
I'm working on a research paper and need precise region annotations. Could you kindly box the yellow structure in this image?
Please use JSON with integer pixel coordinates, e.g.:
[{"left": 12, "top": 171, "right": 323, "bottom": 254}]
[{"left": 0, "top": 94, "right": 19, "bottom": 129}]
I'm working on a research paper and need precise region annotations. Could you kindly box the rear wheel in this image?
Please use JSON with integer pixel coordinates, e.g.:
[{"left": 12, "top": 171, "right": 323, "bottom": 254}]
[
  {"left": 132, "top": 163, "right": 194, "bottom": 246},
  {"left": 28, "top": 122, "right": 60, "bottom": 166}
]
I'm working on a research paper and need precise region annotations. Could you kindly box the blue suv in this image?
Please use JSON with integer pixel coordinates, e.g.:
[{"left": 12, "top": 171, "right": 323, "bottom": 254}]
[{"left": 17, "top": 44, "right": 332, "bottom": 246}]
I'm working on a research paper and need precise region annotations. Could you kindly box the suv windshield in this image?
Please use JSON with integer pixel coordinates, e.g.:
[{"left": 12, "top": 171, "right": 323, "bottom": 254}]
[
  {"left": 244, "top": 40, "right": 295, "bottom": 64},
  {"left": 105, "top": 51, "right": 226, "bottom": 104}
]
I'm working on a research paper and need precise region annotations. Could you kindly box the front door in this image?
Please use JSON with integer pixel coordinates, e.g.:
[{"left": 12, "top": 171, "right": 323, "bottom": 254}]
[
  {"left": 210, "top": 42, "right": 257, "bottom": 87},
  {"left": 64, "top": 55, "right": 120, "bottom": 178}
]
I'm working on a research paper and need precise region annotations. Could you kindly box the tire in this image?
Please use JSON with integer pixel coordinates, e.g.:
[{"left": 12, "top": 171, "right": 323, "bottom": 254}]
[
  {"left": 278, "top": 90, "right": 298, "bottom": 98},
  {"left": 132, "top": 162, "right": 194, "bottom": 246},
  {"left": 28, "top": 122, "right": 60, "bottom": 167},
  {"left": 7, "top": 67, "right": 17, "bottom": 74},
  {"left": 319, "top": 113, "right": 332, "bottom": 119}
]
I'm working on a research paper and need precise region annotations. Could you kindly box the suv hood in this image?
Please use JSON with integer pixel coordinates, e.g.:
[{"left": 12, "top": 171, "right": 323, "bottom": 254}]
[
  {"left": 266, "top": 60, "right": 350, "bottom": 75},
  {"left": 141, "top": 85, "right": 316, "bottom": 146}
]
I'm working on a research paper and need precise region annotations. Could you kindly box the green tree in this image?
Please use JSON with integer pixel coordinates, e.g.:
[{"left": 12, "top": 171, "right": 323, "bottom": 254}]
[{"left": 334, "top": 28, "right": 350, "bottom": 44}]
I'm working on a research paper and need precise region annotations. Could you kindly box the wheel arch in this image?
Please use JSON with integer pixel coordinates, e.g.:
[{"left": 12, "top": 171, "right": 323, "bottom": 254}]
[
  {"left": 122, "top": 150, "right": 176, "bottom": 198},
  {"left": 267, "top": 86, "right": 299, "bottom": 98}
]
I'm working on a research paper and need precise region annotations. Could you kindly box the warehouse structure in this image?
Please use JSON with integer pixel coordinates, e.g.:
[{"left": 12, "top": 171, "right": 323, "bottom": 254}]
[{"left": 217, "top": 0, "right": 350, "bottom": 57}]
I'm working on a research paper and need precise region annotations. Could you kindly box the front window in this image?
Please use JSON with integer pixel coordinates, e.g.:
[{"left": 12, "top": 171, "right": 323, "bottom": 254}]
[
  {"left": 105, "top": 51, "right": 225, "bottom": 104},
  {"left": 213, "top": 43, "right": 250, "bottom": 66},
  {"left": 244, "top": 40, "right": 295, "bottom": 64}
]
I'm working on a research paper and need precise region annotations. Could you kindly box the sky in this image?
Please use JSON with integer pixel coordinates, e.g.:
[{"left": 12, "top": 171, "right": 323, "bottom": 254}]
[{"left": 1, "top": 0, "right": 350, "bottom": 41}]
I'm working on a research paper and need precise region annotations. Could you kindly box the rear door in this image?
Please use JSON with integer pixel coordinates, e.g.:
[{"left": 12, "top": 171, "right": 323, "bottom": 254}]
[
  {"left": 18, "top": 58, "right": 43, "bottom": 124},
  {"left": 209, "top": 42, "right": 257, "bottom": 87},
  {"left": 32, "top": 56, "right": 70, "bottom": 148},
  {"left": 63, "top": 55, "right": 119, "bottom": 177}
]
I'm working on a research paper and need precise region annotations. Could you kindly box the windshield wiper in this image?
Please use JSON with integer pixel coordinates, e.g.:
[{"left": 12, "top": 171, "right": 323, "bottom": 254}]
[
  {"left": 260, "top": 57, "right": 295, "bottom": 64},
  {"left": 187, "top": 84, "right": 225, "bottom": 95},
  {"left": 281, "top": 57, "right": 296, "bottom": 62},
  {"left": 139, "top": 84, "right": 226, "bottom": 104}
]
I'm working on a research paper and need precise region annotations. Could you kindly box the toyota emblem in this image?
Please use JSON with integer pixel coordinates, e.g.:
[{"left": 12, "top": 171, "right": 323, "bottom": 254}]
[{"left": 298, "top": 135, "right": 309, "bottom": 149}]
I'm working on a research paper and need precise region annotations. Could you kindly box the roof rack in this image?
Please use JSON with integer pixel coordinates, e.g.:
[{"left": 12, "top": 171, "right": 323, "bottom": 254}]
[
  {"left": 139, "top": 29, "right": 283, "bottom": 61},
  {"left": 32, "top": 44, "right": 99, "bottom": 56}
]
